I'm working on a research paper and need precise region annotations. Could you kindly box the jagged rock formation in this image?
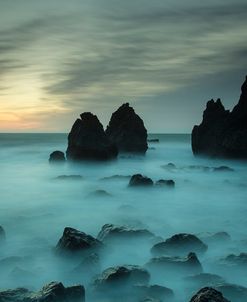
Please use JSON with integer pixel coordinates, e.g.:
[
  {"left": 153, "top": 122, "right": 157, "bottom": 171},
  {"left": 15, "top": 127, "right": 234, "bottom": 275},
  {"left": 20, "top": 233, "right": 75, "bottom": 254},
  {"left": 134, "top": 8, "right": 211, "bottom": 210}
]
[
  {"left": 0, "top": 282, "right": 85, "bottom": 302},
  {"left": 192, "top": 76, "right": 247, "bottom": 158},
  {"left": 49, "top": 151, "right": 65, "bottom": 163},
  {"left": 106, "top": 103, "right": 148, "bottom": 153},
  {"left": 66, "top": 112, "right": 118, "bottom": 160},
  {"left": 189, "top": 287, "right": 230, "bottom": 302}
]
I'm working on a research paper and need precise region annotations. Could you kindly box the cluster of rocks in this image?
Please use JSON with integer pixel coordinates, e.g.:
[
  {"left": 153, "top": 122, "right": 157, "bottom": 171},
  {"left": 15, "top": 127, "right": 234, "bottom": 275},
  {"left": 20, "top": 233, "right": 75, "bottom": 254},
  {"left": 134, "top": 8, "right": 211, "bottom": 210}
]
[
  {"left": 192, "top": 75, "right": 247, "bottom": 158},
  {"left": 49, "top": 103, "right": 148, "bottom": 162},
  {"left": 129, "top": 174, "right": 175, "bottom": 188},
  {"left": 161, "top": 163, "right": 234, "bottom": 173}
]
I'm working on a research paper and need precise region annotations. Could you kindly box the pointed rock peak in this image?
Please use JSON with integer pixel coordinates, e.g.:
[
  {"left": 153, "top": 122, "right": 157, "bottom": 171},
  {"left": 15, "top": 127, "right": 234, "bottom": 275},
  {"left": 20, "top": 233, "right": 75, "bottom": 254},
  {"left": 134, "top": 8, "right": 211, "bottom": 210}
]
[
  {"left": 241, "top": 75, "right": 247, "bottom": 95},
  {"left": 80, "top": 112, "right": 99, "bottom": 121}
]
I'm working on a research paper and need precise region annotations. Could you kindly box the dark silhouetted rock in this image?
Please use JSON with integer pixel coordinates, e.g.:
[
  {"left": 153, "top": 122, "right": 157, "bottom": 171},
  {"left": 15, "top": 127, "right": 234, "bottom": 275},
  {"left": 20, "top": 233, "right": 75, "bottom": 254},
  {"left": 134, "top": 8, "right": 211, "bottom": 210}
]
[
  {"left": 155, "top": 179, "right": 175, "bottom": 187},
  {"left": 148, "top": 139, "right": 159, "bottom": 143},
  {"left": 66, "top": 112, "right": 118, "bottom": 160},
  {"left": 129, "top": 174, "right": 153, "bottom": 187},
  {"left": 0, "top": 282, "right": 85, "bottom": 302},
  {"left": 56, "top": 227, "right": 102, "bottom": 255},
  {"left": 213, "top": 166, "right": 234, "bottom": 172},
  {"left": 0, "top": 226, "right": 5, "bottom": 242},
  {"left": 49, "top": 151, "right": 66, "bottom": 163},
  {"left": 93, "top": 265, "right": 150, "bottom": 291},
  {"left": 189, "top": 287, "right": 230, "bottom": 302},
  {"left": 151, "top": 233, "right": 207, "bottom": 256},
  {"left": 106, "top": 103, "right": 148, "bottom": 153},
  {"left": 97, "top": 224, "right": 154, "bottom": 243},
  {"left": 146, "top": 252, "right": 203, "bottom": 276},
  {"left": 192, "top": 76, "right": 247, "bottom": 158}
]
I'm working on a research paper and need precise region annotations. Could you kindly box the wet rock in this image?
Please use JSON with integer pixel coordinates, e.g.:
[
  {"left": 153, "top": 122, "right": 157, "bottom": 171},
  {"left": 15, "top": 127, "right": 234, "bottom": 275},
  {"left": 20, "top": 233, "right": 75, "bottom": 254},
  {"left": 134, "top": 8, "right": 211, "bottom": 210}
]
[
  {"left": 155, "top": 179, "right": 175, "bottom": 187},
  {"left": 213, "top": 166, "right": 234, "bottom": 172},
  {"left": 54, "top": 175, "right": 83, "bottom": 181},
  {"left": 151, "top": 233, "right": 207, "bottom": 257},
  {"left": 106, "top": 103, "right": 148, "bottom": 153},
  {"left": 49, "top": 151, "right": 66, "bottom": 163},
  {"left": 133, "top": 284, "right": 174, "bottom": 301},
  {"left": 192, "top": 76, "right": 247, "bottom": 158},
  {"left": 215, "top": 283, "right": 247, "bottom": 302},
  {"left": 189, "top": 287, "right": 230, "bottom": 302},
  {"left": 185, "top": 273, "right": 225, "bottom": 289},
  {"left": 66, "top": 112, "right": 118, "bottom": 161},
  {"left": 0, "top": 281, "right": 85, "bottom": 302},
  {"left": 55, "top": 227, "right": 102, "bottom": 255},
  {"left": 0, "top": 226, "right": 6, "bottom": 242},
  {"left": 129, "top": 174, "right": 153, "bottom": 187},
  {"left": 146, "top": 252, "right": 203, "bottom": 276},
  {"left": 93, "top": 265, "right": 150, "bottom": 291},
  {"left": 87, "top": 190, "right": 112, "bottom": 198},
  {"left": 97, "top": 224, "right": 155, "bottom": 243}
]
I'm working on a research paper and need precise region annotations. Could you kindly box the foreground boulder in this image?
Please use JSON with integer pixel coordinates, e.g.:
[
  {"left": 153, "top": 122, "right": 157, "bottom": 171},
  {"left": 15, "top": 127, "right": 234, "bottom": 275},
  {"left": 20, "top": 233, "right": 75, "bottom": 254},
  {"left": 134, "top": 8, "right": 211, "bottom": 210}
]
[
  {"left": 56, "top": 227, "right": 102, "bottom": 255},
  {"left": 0, "top": 281, "right": 85, "bottom": 302},
  {"left": 192, "top": 76, "right": 247, "bottom": 158},
  {"left": 97, "top": 224, "right": 154, "bottom": 243},
  {"left": 106, "top": 103, "right": 148, "bottom": 153},
  {"left": 151, "top": 233, "right": 207, "bottom": 256},
  {"left": 129, "top": 174, "right": 153, "bottom": 187},
  {"left": 66, "top": 112, "right": 118, "bottom": 160},
  {"left": 189, "top": 287, "right": 230, "bottom": 302},
  {"left": 49, "top": 151, "right": 66, "bottom": 163}
]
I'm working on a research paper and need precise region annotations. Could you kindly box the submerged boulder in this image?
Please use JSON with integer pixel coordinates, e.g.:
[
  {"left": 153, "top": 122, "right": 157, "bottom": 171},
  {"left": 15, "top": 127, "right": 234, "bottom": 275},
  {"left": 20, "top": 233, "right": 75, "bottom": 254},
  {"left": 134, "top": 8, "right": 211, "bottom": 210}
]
[
  {"left": 66, "top": 112, "right": 118, "bottom": 160},
  {"left": 151, "top": 233, "right": 207, "bottom": 256},
  {"left": 192, "top": 76, "right": 247, "bottom": 158},
  {"left": 129, "top": 174, "right": 153, "bottom": 187},
  {"left": 97, "top": 224, "right": 154, "bottom": 243},
  {"left": 49, "top": 151, "right": 66, "bottom": 163},
  {"left": 189, "top": 287, "right": 230, "bottom": 302},
  {"left": 155, "top": 179, "right": 175, "bottom": 187},
  {"left": 0, "top": 226, "right": 5, "bottom": 242},
  {"left": 0, "top": 281, "right": 85, "bottom": 302},
  {"left": 55, "top": 227, "right": 102, "bottom": 255},
  {"left": 146, "top": 252, "right": 203, "bottom": 276},
  {"left": 106, "top": 103, "right": 148, "bottom": 153}
]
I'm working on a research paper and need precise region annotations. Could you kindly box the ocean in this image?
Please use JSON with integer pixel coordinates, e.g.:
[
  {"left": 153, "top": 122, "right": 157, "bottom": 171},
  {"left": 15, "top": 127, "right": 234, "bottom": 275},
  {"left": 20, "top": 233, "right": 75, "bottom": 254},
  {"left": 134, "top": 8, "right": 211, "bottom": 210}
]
[{"left": 0, "top": 133, "right": 247, "bottom": 301}]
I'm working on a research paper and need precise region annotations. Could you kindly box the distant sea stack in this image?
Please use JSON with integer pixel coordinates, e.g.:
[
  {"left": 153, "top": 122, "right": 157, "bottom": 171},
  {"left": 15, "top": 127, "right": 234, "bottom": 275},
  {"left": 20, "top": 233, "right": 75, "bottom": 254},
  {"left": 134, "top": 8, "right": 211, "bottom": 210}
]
[
  {"left": 66, "top": 112, "right": 118, "bottom": 160},
  {"left": 192, "top": 76, "right": 247, "bottom": 158},
  {"left": 106, "top": 103, "right": 148, "bottom": 153}
]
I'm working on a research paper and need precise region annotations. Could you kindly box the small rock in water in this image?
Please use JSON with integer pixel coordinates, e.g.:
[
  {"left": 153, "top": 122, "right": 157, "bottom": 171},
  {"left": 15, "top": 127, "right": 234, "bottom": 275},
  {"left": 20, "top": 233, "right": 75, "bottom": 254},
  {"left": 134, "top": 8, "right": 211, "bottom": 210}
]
[
  {"left": 213, "top": 166, "right": 234, "bottom": 172},
  {"left": 49, "top": 151, "right": 65, "bottom": 163},
  {"left": 129, "top": 174, "right": 154, "bottom": 187},
  {"left": 189, "top": 287, "right": 230, "bottom": 302},
  {"left": 87, "top": 190, "right": 112, "bottom": 198},
  {"left": 0, "top": 281, "right": 85, "bottom": 302},
  {"left": 155, "top": 179, "right": 175, "bottom": 187},
  {"left": 0, "top": 226, "right": 6, "bottom": 242},
  {"left": 54, "top": 175, "right": 83, "bottom": 181},
  {"left": 151, "top": 233, "right": 207, "bottom": 256},
  {"left": 55, "top": 227, "right": 102, "bottom": 255},
  {"left": 100, "top": 175, "right": 131, "bottom": 181}
]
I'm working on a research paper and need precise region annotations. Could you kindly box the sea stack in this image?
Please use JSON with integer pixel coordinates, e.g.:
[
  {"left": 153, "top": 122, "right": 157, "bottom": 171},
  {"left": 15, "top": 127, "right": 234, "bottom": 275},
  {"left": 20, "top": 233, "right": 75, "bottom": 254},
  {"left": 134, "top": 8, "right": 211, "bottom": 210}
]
[
  {"left": 106, "top": 103, "right": 148, "bottom": 153},
  {"left": 66, "top": 112, "right": 118, "bottom": 160},
  {"left": 192, "top": 76, "right": 247, "bottom": 158}
]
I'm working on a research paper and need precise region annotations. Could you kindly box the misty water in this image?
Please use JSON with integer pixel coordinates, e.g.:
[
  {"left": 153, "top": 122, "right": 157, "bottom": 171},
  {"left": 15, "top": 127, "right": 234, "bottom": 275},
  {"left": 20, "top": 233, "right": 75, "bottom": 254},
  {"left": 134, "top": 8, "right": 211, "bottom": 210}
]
[{"left": 1, "top": 133, "right": 247, "bottom": 301}]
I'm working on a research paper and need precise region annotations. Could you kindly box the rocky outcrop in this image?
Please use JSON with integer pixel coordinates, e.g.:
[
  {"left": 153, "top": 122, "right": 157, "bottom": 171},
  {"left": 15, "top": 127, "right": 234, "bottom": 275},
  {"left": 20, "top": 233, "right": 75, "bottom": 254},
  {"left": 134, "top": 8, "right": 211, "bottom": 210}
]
[
  {"left": 49, "top": 151, "right": 65, "bottom": 163},
  {"left": 192, "top": 76, "right": 247, "bottom": 158},
  {"left": 129, "top": 174, "right": 153, "bottom": 187},
  {"left": 66, "top": 112, "right": 118, "bottom": 160},
  {"left": 0, "top": 282, "right": 85, "bottom": 302},
  {"left": 105, "top": 103, "right": 148, "bottom": 153},
  {"left": 151, "top": 233, "right": 207, "bottom": 256},
  {"left": 55, "top": 227, "right": 102, "bottom": 255},
  {"left": 189, "top": 287, "right": 230, "bottom": 302},
  {"left": 97, "top": 224, "right": 154, "bottom": 243}
]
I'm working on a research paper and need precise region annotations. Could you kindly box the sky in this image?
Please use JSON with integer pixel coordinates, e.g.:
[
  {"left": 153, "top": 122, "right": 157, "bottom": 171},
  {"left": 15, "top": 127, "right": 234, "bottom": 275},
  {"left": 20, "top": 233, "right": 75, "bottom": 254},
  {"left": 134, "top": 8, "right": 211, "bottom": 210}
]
[{"left": 0, "top": 0, "right": 246, "bottom": 133}]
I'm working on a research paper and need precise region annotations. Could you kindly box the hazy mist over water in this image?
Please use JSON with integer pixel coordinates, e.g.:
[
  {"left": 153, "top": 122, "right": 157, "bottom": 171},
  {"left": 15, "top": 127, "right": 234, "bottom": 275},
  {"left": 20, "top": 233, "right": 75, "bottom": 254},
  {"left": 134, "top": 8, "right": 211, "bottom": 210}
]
[{"left": 1, "top": 133, "right": 247, "bottom": 301}]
